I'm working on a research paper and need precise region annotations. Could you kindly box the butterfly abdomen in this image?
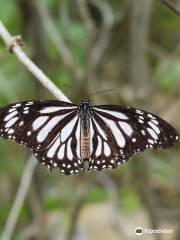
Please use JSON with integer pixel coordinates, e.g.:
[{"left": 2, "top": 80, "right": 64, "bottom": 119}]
[
  {"left": 81, "top": 135, "right": 90, "bottom": 159},
  {"left": 81, "top": 118, "right": 90, "bottom": 160}
]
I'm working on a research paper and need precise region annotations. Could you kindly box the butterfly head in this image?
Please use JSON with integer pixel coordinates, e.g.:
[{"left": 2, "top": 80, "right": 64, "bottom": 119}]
[{"left": 80, "top": 99, "right": 91, "bottom": 119}]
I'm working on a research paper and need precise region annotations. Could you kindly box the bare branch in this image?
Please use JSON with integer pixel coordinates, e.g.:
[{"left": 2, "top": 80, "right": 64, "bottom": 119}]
[
  {"left": 0, "top": 21, "right": 71, "bottom": 102},
  {"left": 76, "top": 0, "right": 96, "bottom": 33},
  {"left": 161, "top": 0, "right": 180, "bottom": 15},
  {"left": 96, "top": 176, "right": 130, "bottom": 240},
  {"left": 66, "top": 182, "right": 92, "bottom": 240},
  {"left": 88, "top": 0, "right": 115, "bottom": 70},
  {"left": 34, "top": 1, "right": 83, "bottom": 81},
  {"left": 1, "top": 156, "right": 38, "bottom": 240}
]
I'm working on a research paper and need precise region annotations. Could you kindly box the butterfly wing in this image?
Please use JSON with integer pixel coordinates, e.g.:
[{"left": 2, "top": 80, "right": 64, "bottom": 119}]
[
  {"left": 0, "top": 100, "right": 83, "bottom": 175},
  {"left": 89, "top": 105, "right": 179, "bottom": 171}
]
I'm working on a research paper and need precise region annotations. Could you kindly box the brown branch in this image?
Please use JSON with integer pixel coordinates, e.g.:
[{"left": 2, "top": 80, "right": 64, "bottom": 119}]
[
  {"left": 66, "top": 182, "right": 92, "bottom": 240},
  {"left": 0, "top": 21, "right": 71, "bottom": 102},
  {"left": 34, "top": 1, "right": 83, "bottom": 82},
  {"left": 161, "top": 0, "right": 180, "bottom": 15},
  {"left": 1, "top": 157, "right": 38, "bottom": 240},
  {"left": 76, "top": 0, "right": 96, "bottom": 33},
  {"left": 96, "top": 176, "right": 130, "bottom": 240},
  {"left": 88, "top": 0, "right": 115, "bottom": 70}
]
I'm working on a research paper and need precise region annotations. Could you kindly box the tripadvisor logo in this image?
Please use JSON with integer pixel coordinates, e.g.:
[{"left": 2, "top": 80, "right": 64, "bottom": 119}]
[
  {"left": 135, "top": 227, "right": 173, "bottom": 235},
  {"left": 135, "top": 227, "right": 143, "bottom": 235}
]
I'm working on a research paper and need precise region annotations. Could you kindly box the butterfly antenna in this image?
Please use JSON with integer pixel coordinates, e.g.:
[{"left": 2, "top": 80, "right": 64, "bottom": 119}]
[{"left": 88, "top": 89, "right": 116, "bottom": 99}]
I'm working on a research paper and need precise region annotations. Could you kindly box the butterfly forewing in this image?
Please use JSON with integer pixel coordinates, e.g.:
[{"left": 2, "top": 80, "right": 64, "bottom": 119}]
[
  {"left": 0, "top": 100, "right": 84, "bottom": 175},
  {"left": 88, "top": 105, "right": 179, "bottom": 171}
]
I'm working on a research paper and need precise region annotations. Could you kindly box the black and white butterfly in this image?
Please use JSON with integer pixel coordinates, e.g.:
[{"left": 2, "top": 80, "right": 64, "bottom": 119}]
[{"left": 0, "top": 99, "right": 179, "bottom": 175}]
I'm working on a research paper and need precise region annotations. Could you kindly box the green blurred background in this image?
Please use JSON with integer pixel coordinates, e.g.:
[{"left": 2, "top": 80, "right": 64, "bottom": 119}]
[{"left": 0, "top": 0, "right": 180, "bottom": 239}]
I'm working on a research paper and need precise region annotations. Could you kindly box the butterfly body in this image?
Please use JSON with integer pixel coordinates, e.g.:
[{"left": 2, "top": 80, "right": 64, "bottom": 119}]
[{"left": 0, "top": 99, "right": 179, "bottom": 175}]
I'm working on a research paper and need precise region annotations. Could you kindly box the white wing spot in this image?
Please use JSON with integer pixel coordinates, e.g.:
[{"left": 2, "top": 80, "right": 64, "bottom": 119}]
[
  {"left": 119, "top": 121, "right": 133, "bottom": 136},
  {"left": 148, "top": 114, "right": 156, "bottom": 119},
  {"left": 27, "top": 131, "right": 31, "bottom": 136},
  {"left": 147, "top": 128, "right": 158, "bottom": 140},
  {"left": 4, "top": 111, "right": 18, "bottom": 122},
  {"left": 8, "top": 129, "right": 14, "bottom": 134},
  {"left": 132, "top": 138, "right": 136, "bottom": 142},
  {"left": 5, "top": 117, "right": 18, "bottom": 128},
  {"left": 148, "top": 121, "right": 160, "bottom": 134},
  {"left": 151, "top": 119, "right": 159, "bottom": 125},
  {"left": 19, "top": 121, "right": 24, "bottom": 126},
  {"left": 92, "top": 118, "right": 107, "bottom": 140},
  {"left": 61, "top": 116, "right": 78, "bottom": 142},
  {"left": 138, "top": 119, "right": 144, "bottom": 124},
  {"left": 12, "top": 103, "right": 21, "bottom": 108},
  {"left": 104, "top": 142, "right": 111, "bottom": 157},
  {"left": 67, "top": 138, "right": 73, "bottom": 160},
  {"left": 37, "top": 115, "right": 69, "bottom": 143},
  {"left": 136, "top": 110, "right": 143, "bottom": 114},
  {"left": 75, "top": 120, "right": 81, "bottom": 158},
  {"left": 40, "top": 106, "right": 76, "bottom": 114},
  {"left": 25, "top": 102, "right": 33, "bottom": 105},
  {"left": 148, "top": 139, "right": 154, "bottom": 145},
  {"left": 95, "top": 136, "right": 102, "bottom": 157},
  {"left": 99, "top": 115, "right": 126, "bottom": 148},
  {"left": 141, "top": 130, "right": 145, "bottom": 135},
  {"left": 94, "top": 108, "right": 128, "bottom": 119},
  {"left": 32, "top": 116, "right": 49, "bottom": 131},
  {"left": 23, "top": 110, "right": 29, "bottom": 114},
  {"left": 8, "top": 108, "right": 16, "bottom": 113},
  {"left": 58, "top": 144, "right": 65, "bottom": 160}
]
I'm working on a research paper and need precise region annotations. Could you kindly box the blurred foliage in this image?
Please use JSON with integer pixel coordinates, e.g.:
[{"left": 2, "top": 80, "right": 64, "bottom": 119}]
[{"left": 0, "top": 0, "right": 179, "bottom": 239}]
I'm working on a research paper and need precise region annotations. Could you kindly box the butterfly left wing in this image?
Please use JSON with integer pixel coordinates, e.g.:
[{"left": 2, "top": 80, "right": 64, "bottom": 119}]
[
  {"left": 0, "top": 100, "right": 84, "bottom": 175},
  {"left": 88, "top": 105, "right": 179, "bottom": 171}
]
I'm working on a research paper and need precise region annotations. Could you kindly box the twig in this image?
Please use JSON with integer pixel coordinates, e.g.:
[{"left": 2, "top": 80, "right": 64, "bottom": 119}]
[
  {"left": 161, "top": 0, "right": 180, "bottom": 15},
  {"left": 96, "top": 176, "right": 130, "bottom": 240},
  {"left": 0, "top": 21, "right": 71, "bottom": 102},
  {"left": 1, "top": 156, "right": 38, "bottom": 240},
  {"left": 34, "top": 1, "right": 83, "bottom": 81},
  {"left": 66, "top": 182, "right": 92, "bottom": 240},
  {"left": 76, "top": 0, "right": 96, "bottom": 33},
  {"left": 88, "top": 0, "right": 115, "bottom": 70}
]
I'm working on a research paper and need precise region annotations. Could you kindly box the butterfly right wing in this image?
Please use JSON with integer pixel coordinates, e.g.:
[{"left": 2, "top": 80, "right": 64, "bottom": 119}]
[{"left": 88, "top": 105, "right": 179, "bottom": 172}]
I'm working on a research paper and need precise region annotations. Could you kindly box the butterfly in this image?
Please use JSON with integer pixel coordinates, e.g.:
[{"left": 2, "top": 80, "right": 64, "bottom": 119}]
[{"left": 0, "top": 99, "right": 179, "bottom": 175}]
